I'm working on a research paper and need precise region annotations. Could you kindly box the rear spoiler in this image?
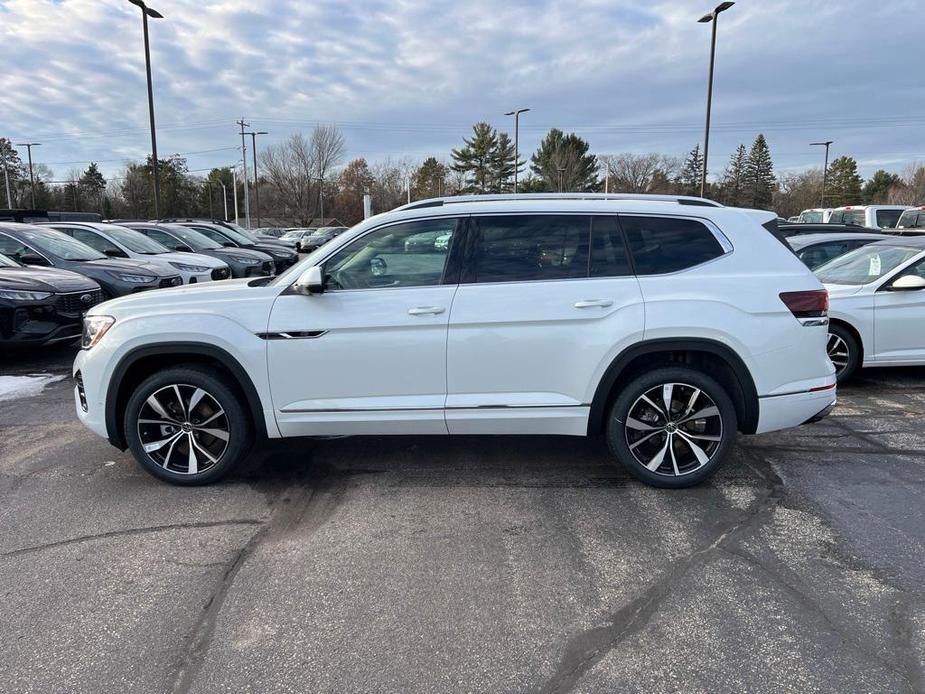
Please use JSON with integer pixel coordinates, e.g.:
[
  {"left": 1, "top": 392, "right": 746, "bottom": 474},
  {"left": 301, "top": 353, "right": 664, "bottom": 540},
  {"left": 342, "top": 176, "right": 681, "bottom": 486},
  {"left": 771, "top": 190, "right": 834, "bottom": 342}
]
[{"left": 727, "top": 207, "right": 791, "bottom": 248}]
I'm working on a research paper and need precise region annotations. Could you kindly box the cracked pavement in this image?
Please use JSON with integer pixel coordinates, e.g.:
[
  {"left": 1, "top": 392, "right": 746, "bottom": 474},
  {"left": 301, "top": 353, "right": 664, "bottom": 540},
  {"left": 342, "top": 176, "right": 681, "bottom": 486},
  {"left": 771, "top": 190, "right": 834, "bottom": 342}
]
[{"left": 1, "top": 346, "right": 924, "bottom": 693}]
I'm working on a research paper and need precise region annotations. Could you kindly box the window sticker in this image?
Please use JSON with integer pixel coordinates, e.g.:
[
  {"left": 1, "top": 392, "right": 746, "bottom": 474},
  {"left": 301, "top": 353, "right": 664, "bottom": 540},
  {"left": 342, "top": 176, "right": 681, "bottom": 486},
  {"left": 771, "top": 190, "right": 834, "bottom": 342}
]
[{"left": 869, "top": 255, "right": 881, "bottom": 276}]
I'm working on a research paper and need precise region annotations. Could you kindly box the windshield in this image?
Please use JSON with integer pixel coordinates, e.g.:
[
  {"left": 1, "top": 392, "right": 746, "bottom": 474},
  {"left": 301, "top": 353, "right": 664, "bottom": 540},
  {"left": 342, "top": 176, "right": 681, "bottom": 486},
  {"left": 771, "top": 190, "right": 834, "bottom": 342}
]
[
  {"left": 897, "top": 210, "right": 925, "bottom": 229},
  {"left": 99, "top": 224, "right": 170, "bottom": 254},
  {"left": 799, "top": 210, "right": 824, "bottom": 223},
  {"left": 221, "top": 221, "right": 258, "bottom": 241},
  {"left": 19, "top": 227, "right": 106, "bottom": 261},
  {"left": 163, "top": 225, "right": 221, "bottom": 250},
  {"left": 828, "top": 209, "right": 865, "bottom": 225},
  {"left": 0, "top": 253, "right": 18, "bottom": 267},
  {"left": 202, "top": 224, "right": 253, "bottom": 246},
  {"left": 816, "top": 244, "right": 922, "bottom": 285}
]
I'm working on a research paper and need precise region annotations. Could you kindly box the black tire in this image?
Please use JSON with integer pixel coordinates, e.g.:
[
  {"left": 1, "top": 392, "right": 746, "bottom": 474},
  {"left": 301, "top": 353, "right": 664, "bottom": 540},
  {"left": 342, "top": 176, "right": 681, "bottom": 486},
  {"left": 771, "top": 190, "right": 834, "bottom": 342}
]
[
  {"left": 124, "top": 365, "right": 253, "bottom": 485},
  {"left": 606, "top": 366, "right": 738, "bottom": 489},
  {"left": 827, "top": 323, "right": 860, "bottom": 383}
]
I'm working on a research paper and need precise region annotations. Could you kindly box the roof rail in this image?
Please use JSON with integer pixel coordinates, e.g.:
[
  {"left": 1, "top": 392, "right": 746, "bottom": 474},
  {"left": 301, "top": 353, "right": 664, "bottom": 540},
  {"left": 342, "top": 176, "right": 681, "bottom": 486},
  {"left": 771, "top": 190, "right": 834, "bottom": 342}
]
[{"left": 395, "top": 192, "right": 723, "bottom": 211}]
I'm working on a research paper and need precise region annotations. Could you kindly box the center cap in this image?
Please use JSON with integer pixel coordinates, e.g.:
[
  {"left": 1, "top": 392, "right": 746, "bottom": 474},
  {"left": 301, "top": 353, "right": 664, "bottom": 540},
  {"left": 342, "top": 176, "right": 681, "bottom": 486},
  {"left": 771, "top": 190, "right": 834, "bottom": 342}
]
[
  {"left": 181, "top": 422, "right": 192, "bottom": 433},
  {"left": 666, "top": 422, "right": 678, "bottom": 433}
]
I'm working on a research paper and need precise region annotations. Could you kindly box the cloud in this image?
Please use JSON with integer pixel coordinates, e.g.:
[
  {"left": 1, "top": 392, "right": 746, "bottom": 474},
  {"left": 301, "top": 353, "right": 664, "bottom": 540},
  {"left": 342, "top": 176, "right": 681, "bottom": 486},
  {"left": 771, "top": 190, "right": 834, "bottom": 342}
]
[{"left": 0, "top": 0, "right": 922, "bottom": 180}]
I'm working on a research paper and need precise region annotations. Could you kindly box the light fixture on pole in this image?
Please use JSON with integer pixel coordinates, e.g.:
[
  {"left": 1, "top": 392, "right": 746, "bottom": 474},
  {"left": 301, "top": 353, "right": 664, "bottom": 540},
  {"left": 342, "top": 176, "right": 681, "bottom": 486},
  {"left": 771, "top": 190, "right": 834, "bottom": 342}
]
[
  {"left": 504, "top": 108, "right": 530, "bottom": 193},
  {"left": 810, "top": 140, "right": 833, "bottom": 207},
  {"left": 245, "top": 130, "right": 268, "bottom": 227},
  {"left": 697, "top": 1, "right": 734, "bottom": 198},
  {"left": 127, "top": 0, "right": 164, "bottom": 218},
  {"left": 15, "top": 142, "right": 41, "bottom": 208}
]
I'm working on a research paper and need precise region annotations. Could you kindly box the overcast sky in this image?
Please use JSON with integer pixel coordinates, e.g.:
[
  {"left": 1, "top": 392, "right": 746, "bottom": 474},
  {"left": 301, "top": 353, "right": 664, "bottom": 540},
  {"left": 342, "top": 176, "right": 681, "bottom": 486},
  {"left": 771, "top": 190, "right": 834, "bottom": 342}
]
[{"left": 1, "top": 0, "right": 922, "bottom": 183}]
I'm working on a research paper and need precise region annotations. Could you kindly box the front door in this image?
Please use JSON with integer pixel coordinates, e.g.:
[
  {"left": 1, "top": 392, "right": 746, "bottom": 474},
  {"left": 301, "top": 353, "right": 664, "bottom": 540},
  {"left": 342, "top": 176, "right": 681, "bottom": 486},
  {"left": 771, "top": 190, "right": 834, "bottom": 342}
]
[
  {"left": 873, "top": 257, "right": 925, "bottom": 362},
  {"left": 445, "top": 214, "right": 645, "bottom": 435},
  {"left": 266, "top": 217, "right": 462, "bottom": 436}
]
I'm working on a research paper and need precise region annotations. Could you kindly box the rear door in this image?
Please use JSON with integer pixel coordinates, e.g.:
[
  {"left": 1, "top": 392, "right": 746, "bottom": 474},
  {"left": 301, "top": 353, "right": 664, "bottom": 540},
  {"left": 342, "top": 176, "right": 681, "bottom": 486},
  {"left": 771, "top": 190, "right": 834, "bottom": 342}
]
[{"left": 445, "top": 214, "right": 645, "bottom": 435}]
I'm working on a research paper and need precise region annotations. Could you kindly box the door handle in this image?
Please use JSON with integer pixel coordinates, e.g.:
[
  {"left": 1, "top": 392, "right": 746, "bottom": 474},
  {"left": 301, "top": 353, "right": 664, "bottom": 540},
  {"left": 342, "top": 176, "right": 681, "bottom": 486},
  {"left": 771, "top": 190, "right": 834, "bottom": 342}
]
[
  {"left": 574, "top": 299, "right": 613, "bottom": 309},
  {"left": 408, "top": 306, "right": 446, "bottom": 315}
]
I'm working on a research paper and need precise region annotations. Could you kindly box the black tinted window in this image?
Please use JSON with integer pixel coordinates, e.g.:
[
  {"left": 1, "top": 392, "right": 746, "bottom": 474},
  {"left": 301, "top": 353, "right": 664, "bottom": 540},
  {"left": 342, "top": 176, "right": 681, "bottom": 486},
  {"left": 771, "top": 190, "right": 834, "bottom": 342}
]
[
  {"left": 798, "top": 241, "right": 852, "bottom": 270},
  {"left": 876, "top": 209, "right": 903, "bottom": 228},
  {"left": 621, "top": 216, "right": 724, "bottom": 275},
  {"left": 590, "top": 217, "right": 631, "bottom": 277},
  {"left": 144, "top": 229, "right": 182, "bottom": 250},
  {"left": 473, "top": 215, "right": 589, "bottom": 283}
]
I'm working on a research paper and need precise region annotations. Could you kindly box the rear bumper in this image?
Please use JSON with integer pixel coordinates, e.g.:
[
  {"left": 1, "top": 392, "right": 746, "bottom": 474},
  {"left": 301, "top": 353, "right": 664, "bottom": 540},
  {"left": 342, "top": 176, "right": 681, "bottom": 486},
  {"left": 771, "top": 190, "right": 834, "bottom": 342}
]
[{"left": 755, "top": 385, "right": 837, "bottom": 434}]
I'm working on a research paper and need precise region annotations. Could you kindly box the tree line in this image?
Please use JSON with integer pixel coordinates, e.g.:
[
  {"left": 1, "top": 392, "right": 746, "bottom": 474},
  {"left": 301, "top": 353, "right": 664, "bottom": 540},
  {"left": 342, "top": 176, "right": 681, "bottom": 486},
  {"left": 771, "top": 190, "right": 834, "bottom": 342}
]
[{"left": 2, "top": 126, "right": 924, "bottom": 226}]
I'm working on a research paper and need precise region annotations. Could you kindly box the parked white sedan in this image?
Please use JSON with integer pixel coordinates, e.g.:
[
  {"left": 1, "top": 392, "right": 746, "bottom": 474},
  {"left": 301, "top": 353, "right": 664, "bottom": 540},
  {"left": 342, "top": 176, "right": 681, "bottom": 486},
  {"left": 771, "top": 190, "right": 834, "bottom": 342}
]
[{"left": 816, "top": 236, "right": 925, "bottom": 381}]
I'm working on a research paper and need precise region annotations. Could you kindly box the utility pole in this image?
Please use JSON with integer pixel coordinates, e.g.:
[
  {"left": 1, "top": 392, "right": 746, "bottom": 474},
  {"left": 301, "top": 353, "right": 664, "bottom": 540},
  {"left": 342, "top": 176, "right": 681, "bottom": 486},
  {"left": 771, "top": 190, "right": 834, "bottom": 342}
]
[
  {"left": 127, "top": 0, "right": 164, "bottom": 217},
  {"left": 811, "top": 141, "right": 833, "bottom": 207},
  {"left": 698, "top": 2, "right": 735, "bottom": 198},
  {"left": 504, "top": 108, "right": 530, "bottom": 193},
  {"left": 246, "top": 130, "right": 267, "bottom": 227},
  {"left": 207, "top": 181, "right": 214, "bottom": 219},
  {"left": 236, "top": 118, "right": 251, "bottom": 228},
  {"left": 232, "top": 168, "right": 239, "bottom": 225},
  {"left": 16, "top": 143, "right": 41, "bottom": 208},
  {"left": 1, "top": 149, "right": 11, "bottom": 208}
]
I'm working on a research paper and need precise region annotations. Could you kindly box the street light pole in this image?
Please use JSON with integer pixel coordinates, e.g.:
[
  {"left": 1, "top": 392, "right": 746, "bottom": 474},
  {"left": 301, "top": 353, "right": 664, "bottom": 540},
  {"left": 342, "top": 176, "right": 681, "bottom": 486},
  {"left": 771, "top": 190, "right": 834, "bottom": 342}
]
[
  {"left": 557, "top": 166, "right": 566, "bottom": 193},
  {"left": 220, "top": 181, "right": 228, "bottom": 221},
  {"left": 236, "top": 118, "right": 251, "bottom": 228},
  {"left": 127, "top": 0, "right": 164, "bottom": 218},
  {"left": 16, "top": 142, "right": 41, "bottom": 208},
  {"left": 698, "top": 1, "right": 734, "bottom": 199},
  {"left": 1, "top": 150, "right": 12, "bottom": 208},
  {"left": 504, "top": 108, "right": 530, "bottom": 193},
  {"left": 810, "top": 140, "right": 833, "bottom": 207},
  {"left": 232, "top": 168, "right": 239, "bottom": 225},
  {"left": 246, "top": 130, "right": 268, "bottom": 227}
]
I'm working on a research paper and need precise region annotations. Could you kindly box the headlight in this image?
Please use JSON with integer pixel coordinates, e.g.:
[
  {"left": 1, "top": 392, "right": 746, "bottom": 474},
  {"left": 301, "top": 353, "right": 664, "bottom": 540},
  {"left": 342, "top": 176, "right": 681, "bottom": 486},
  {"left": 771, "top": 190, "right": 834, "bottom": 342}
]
[
  {"left": 0, "top": 288, "right": 53, "bottom": 301},
  {"left": 169, "top": 261, "right": 210, "bottom": 273},
  {"left": 228, "top": 255, "right": 259, "bottom": 265},
  {"left": 81, "top": 315, "right": 115, "bottom": 350},
  {"left": 106, "top": 271, "right": 156, "bottom": 284}
]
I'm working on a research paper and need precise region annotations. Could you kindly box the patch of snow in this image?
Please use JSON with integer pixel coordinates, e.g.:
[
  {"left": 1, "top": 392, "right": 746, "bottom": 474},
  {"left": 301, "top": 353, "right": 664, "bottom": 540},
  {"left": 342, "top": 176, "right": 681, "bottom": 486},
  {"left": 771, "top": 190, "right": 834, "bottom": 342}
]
[{"left": 0, "top": 374, "right": 67, "bottom": 402}]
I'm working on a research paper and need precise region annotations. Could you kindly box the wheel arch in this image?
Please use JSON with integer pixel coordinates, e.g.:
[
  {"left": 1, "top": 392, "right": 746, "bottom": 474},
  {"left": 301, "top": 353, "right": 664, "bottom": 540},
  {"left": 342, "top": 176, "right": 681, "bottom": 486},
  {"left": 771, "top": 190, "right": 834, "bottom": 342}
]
[
  {"left": 587, "top": 338, "right": 759, "bottom": 436},
  {"left": 827, "top": 317, "right": 864, "bottom": 364},
  {"left": 105, "top": 342, "right": 267, "bottom": 450}
]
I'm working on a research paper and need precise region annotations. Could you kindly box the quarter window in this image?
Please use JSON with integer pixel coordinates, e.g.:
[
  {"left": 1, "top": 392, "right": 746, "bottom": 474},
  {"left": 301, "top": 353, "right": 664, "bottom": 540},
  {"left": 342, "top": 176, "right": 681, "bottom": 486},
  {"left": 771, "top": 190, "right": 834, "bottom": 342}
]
[
  {"left": 621, "top": 216, "right": 725, "bottom": 275},
  {"left": 324, "top": 218, "right": 458, "bottom": 290},
  {"left": 472, "top": 215, "right": 589, "bottom": 283}
]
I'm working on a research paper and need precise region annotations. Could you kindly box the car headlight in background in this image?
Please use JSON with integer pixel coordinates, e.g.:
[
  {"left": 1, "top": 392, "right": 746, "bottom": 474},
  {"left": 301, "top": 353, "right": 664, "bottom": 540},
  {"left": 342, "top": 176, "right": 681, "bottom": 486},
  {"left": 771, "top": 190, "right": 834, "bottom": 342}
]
[
  {"left": 81, "top": 315, "right": 115, "bottom": 349},
  {"left": 169, "top": 261, "right": 210, "bottom": 273},
  {"left": 106, "top": 271, "right": 157, "bottom": 284},
  {"left": 228, "top": 255, "right": 259, "bottom": 265},
  {"left": 0, "top": 288, "right": 53, "bottom": 301}
]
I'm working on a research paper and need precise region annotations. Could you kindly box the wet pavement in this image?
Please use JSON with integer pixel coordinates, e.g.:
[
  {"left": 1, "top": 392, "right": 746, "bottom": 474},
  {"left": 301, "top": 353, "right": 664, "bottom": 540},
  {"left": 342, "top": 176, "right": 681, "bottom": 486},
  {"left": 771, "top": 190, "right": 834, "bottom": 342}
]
[{"left": 1, "top": 346, "right": 924, "bottom": 693}]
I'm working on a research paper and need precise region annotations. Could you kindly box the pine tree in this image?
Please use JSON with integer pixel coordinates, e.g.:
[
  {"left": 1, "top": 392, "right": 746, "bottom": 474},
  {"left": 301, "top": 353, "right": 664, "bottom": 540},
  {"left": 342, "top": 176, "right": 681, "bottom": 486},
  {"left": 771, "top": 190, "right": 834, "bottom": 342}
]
[
  {"left": 411, "top": 157, "right": 449, "bottom": 199},
  {"left": 78, "top": 162, "right": 107, "bottom": 212},
  {"left": 720, "top": 144, "right": 747, "bottom": 206},
  {"left": 862, "top": 170, "right": 901, "bottom": 204},
  {"left": 451, "top": 122, "right": 498, "bottom": 193},
  {"left": 676, "top": 145, "right": 704, "bottom": 196},
  {"left": 826, "top": 156, "right": 863, "bottom": 206},
  {"left": 744, "top": 134, "right": 775, "bottom": 210},
  {"left": 529, "top": 128, "right": 598, "bottom": 192},
  {"left": 492, "top": 132, "right": 518, "bottom": 192}
]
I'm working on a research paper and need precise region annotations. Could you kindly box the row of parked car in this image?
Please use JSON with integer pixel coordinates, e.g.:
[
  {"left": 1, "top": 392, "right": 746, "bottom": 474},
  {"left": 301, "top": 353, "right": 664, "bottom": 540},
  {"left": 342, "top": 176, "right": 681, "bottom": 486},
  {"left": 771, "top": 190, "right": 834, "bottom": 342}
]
[
  {"left": 0, "top": 218, "right": 298, "bottom": 347},
  {"left": 791, "top": 204, "right": 925, "bottom": 230}
]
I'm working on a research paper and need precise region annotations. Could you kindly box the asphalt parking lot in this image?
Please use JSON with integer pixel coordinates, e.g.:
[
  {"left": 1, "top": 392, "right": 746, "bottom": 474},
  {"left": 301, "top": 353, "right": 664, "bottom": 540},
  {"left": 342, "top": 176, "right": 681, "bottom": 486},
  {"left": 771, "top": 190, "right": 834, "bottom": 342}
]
[{"left": 1, "top": 347, "right": 924, "bottom": 694}]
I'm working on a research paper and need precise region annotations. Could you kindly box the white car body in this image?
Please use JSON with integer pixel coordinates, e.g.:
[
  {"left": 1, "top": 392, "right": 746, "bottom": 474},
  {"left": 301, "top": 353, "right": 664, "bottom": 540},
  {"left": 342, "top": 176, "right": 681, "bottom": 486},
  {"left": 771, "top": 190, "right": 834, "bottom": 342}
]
[
  {"left": 822, "top": 237, "right": 925, "bottom": 368},
  {"left": 41, "top": 222, "right": 230, "bottom": 284},
  {"left": 797, "top": 208, "right": 832, "bottom": 224},
  {"left": 827, "top": 205, "right": 912, "bottom": 229},
  {"left": 73, "top": 195, "right": 836, "bottom": 486}
]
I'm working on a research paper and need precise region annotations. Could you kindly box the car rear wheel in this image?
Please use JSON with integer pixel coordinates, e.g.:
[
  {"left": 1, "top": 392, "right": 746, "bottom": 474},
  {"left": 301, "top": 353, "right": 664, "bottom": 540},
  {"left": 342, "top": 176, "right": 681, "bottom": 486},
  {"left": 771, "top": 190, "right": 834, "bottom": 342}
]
[
  {"left": 827, "top": 323, "right": 859, "bottom": 383},
  {"left": 606, "top": 367, "right": 737, "bottom": 489},
  {"left": 124, "top": 366, "right": 253, "bottom": 485}
]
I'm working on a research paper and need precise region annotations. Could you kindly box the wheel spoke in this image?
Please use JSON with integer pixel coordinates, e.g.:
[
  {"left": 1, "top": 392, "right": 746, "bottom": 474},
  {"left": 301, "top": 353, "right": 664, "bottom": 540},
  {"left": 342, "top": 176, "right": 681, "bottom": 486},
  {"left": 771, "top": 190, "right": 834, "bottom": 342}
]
[
  {"left": 187, "top": 435, "right": 198, "bottom": 474},
  {"left": 188, "top": 388, "right": 207, "bottom": 416},
  {"left": 163, "top": 434, "right": 182, "bottom": 469},
  {"left": 640, "top": 394, "right": 667, "bottom": 419},
  {"left": 193, "top": 427, "right": 229, "bottom": 441},
  {"left": 197, "top": 409, "right": 225, "bottom": 427},
  {"left": 145, "top": 394, "right": 177, "bottom": 423},
  {"left": 662, "top": 383, "right": 674, "bottom": 414},
  {"left": 143, "top": 431, "right": 183, "bottom": 453},
  {"left": 669, "top": 438, "right": 681, "bottom": 476},
  {"left": 679, "top": 405, "right": 719, "bottom": 424},
  {"left": 629, "top": 430, "right": 664, "bottom": 450},
  {"left": 676, "top": 431, "right": 711, "bottom": 466},
  {"left": 627, "top": 417, "right": 662, "bottom": 431},
  {"left": 173, "top": 385, "right": 187, "bottom": 419},
  {"left": 646, "top": 435, "right": 671, "bottom": 471},
  {"left": 190, "top": 436, "right": 218, "bottom": 464},
  {"left": 677, "top": 430, "right": 722, "bottom": 442},
  {"left": 682, "top": 388, "right": 701, "bottom": 419}
]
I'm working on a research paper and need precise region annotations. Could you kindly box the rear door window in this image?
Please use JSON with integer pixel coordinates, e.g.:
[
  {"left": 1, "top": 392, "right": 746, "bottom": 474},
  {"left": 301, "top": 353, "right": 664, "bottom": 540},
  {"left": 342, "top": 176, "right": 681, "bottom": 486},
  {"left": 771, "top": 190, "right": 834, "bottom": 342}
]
[
  {"left": 470, "top": 215, "right": 590, "bottom": 283},
  {"left": 589, "top": 216, "right": 632, "bottom": 277},
  {"left": 620, "top": 216, "right": 725, "bottom": 275}
]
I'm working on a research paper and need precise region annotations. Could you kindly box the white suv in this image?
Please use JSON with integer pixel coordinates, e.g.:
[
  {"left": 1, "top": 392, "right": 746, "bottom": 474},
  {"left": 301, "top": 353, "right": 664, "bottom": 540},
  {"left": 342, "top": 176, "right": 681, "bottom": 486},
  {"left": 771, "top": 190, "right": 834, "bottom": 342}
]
[{"left": 74, "top": 195, "right": 836, "bottom": 489}]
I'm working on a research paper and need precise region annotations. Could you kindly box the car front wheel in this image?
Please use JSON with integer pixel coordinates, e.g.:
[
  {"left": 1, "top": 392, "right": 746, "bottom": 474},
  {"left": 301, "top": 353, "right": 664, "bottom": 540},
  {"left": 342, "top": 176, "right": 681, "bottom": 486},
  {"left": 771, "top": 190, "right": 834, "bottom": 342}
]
[
  {"left": 606, "top": 367, "right": 737, "bottom": 488},
  {"left": 124, "top": 365, "right": 253, "bottom": 485}
]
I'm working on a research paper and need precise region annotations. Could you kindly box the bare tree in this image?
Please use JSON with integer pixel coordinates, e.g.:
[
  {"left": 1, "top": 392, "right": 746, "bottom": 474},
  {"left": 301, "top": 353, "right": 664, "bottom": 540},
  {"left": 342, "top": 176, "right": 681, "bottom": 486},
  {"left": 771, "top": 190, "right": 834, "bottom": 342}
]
[
  {"left": 261, "top": 133, "right": 317, "bottom": 224},
  {"left": 887, "top": 163, "right": 925, "bottom": 205},
  {"left": 599, "top": 153, "right": 677, "bottom": 193}
]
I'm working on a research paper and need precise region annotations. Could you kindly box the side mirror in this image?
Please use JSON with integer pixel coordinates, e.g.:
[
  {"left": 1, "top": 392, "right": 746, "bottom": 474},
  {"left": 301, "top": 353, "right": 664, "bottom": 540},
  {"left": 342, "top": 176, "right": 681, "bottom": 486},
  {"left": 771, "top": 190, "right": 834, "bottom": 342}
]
[
  {"left": 293, "top": 266, "right": 325, "bottom": 295},
  {"left": 888, "top": 274, "right": 925, "bottom": 291},
  {"left": 222, "top": 241, "right": 235, "bottom": 248},
  {"left": 104, "top": 248, "right": 128, "bottom": 258},
  {"left": 20, "top": 253, "right": 49, "bottom": 266}
]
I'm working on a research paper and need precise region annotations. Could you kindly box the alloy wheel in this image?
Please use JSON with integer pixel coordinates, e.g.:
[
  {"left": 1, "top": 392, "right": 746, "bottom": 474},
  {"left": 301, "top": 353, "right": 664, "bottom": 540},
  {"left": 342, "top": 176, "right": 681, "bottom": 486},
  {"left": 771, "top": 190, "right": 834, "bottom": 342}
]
[
  {"left": 136, "top": 384, "right": 229, "bottom": 475},
  {"left": 827, "top": 332, "right": 850, "bottom": 377},
  {"left": 624, "top": 382, "right": 724, "bottom": 477}
]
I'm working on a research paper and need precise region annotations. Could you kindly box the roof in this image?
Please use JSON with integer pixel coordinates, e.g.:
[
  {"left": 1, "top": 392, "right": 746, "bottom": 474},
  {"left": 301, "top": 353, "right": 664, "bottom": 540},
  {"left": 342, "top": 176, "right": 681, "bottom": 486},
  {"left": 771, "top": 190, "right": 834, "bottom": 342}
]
[
  {"left": 869, "top": 234, "right": 925, "bottom": 248},
  {"left": 396, "top": 192, "right": 722, "bottom": 212},
  {"left": 786, "top": 232, "right": 891, "bottom": 250},
  {"left": 829, "top": 204, "right": 913, "bottom": 211}
]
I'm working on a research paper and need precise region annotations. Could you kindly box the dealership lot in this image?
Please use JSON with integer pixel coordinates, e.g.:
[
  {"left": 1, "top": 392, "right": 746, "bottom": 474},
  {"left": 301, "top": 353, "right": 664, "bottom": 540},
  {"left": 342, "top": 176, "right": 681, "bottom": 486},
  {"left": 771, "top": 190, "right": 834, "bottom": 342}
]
[{"left": 1, "top": 347, "right": 924, "bottom": 693}]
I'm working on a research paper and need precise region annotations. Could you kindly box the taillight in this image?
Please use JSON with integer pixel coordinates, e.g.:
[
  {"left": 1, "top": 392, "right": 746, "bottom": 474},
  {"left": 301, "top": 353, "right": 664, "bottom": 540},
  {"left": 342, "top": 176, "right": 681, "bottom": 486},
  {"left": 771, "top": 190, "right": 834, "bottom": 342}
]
[{"left": 780, "top": 289, "right": 828, "bottom": 318}]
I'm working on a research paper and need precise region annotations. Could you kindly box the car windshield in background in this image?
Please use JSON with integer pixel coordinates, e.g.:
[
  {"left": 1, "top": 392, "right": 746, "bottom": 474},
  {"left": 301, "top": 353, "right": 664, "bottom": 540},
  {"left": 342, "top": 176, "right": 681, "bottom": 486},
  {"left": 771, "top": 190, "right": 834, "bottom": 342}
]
[
  {"left": 828, "top": 210, "right": 865, "bottom": 225},
  {"left": 800, "top": 211, "right": 824, "bottom": 223},
  {"left": 211, "top": 225, "right": 254, "bottom": 245},
  {"left": 896, "top": 210, "right": 925, "bottom": 229},
  {"left": 167, "top": 226, "right": 222, "bottom": 250},
  {"left": 19, "top": 228, "right": 106, "bottom": 261},
  {"left": 815, "top": 244, "right": 922, "bottom": 285},
  {"left": 101, "top": 224, "right": 170, "bottom": 254},
  {"left": 876, "top": 209, "right": 904, "bottom": 228}
]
